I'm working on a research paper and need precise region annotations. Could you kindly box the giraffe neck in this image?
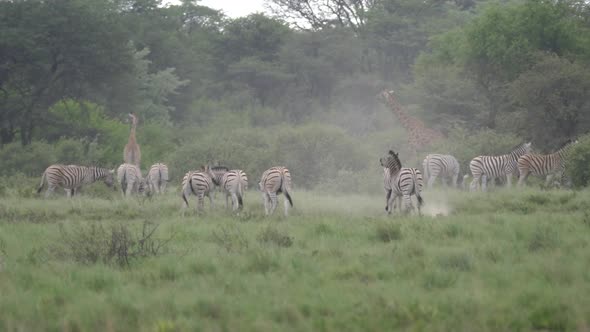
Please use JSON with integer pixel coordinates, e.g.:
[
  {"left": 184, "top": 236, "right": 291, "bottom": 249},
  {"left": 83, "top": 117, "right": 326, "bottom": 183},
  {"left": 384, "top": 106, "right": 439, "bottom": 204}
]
[
  {"left": 128, "top": 123, "right": 137, "bottom": 144},
  {"left": 385, "top": 94, "right": 414, "bottom": 131}
]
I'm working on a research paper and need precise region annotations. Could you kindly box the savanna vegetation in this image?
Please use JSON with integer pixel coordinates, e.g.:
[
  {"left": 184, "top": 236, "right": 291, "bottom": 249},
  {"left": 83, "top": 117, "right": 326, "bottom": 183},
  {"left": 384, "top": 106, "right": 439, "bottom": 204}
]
[{"left": 2, "top": 0, "right": 590, "bottom": 330}]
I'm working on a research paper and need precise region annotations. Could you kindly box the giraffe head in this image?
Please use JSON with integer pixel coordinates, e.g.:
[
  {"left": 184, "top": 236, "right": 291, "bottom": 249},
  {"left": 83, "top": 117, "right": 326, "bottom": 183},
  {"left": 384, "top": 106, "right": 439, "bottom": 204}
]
[
  {"left": 380, "top": 150, "right": 402, "bottom": 172},
  {"left": 128, "top": 113, "right": 138, "bottom": 126}
]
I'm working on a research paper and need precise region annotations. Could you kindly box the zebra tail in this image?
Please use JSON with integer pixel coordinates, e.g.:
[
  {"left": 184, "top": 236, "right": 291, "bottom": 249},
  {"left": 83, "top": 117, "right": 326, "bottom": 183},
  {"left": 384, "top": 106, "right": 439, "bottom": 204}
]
[
  {"left": 237, "top": 180, "right": 244, "bottom": 210},
  {"left": 413, "top": 172, "right": 424, "bottom": 208},
  {"left": 281, "top": 176, "right": 293, "bottom": 207},
  {"left": 37, "top": 171, "right": 47, "bottom": 194},
  {"left": 182, "top": 178, "right": 192, "bottom": 207}
]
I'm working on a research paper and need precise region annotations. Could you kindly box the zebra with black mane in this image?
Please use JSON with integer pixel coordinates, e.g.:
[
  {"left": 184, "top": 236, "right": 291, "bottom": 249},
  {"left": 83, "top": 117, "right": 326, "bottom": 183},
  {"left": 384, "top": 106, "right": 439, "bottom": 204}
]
[
  {"left": 259, "top": 166, "right": 293, "bottom": 217},
  {"left": 37, "top": 165, "right": 115, "bottom": 198},
  {"left": 181, "top": 167, "right": 214, "bottom": 213},
  {"left": 517, "top": 139, "right": 577, "bottom": 187},
  {"left": 117, "top": 163, "right": 144, "bottom": 197},
  {"left": 422, "top": 154, "right": 460, "bottom": 189},
  {"left": 468, "top": 142, "right": 532, "bottom": 191},
  {"left": 146, "top": 163, "right": 169, "bottom": 195},
  {"left": 380, "top": 150, "right": 424, "bottom": 214}
]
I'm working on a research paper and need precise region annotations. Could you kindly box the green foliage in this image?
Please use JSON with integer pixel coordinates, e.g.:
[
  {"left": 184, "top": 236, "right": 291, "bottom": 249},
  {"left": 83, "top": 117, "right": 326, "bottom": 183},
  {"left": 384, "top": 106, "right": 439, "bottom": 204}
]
[
  {"left": 566, "top": 135, "right": 590, "bottom": 188},
  {"left": 0, "top": 141, "right": 56, "bottom": 177}
]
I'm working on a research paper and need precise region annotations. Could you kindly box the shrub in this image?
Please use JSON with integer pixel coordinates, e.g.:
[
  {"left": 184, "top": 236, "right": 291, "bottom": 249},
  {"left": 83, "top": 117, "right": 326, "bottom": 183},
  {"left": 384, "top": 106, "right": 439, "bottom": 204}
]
[
  {"left": 566, "top": 134, "right": 590, "bottom": 188},
  {"left": 55, "top": 220, "right": 171, "bottom": 267},
  {"left": 0, "top": 141, "right": 56, "bottom": 177},
  {"left": 257, "top": 226, "right": 293, "bottom": 248},
  {"left": 375, "top": 221, "right": 403, "bottom": 242}
]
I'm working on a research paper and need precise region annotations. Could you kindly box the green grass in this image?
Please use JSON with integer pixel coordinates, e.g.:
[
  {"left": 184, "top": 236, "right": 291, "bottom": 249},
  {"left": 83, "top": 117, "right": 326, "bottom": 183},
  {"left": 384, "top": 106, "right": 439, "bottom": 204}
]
[{"left": 1, "top": 186, "right": 590, "bottom": 331}]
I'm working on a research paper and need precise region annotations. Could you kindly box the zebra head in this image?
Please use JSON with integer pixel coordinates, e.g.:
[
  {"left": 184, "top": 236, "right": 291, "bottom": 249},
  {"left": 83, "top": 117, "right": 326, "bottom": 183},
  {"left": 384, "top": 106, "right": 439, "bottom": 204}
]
[{"left": 380, "top": 150, "right": 402, "bottom": 172}]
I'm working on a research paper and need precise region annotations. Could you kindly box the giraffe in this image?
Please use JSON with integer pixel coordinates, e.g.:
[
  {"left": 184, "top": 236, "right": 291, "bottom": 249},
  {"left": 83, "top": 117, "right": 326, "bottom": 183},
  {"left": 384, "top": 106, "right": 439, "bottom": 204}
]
[
  {"left": 123, "top": 112, "right": 141, "bottom": 167},
  {"left": 378, "top": 90, "right": 444, "bottom": 160}
]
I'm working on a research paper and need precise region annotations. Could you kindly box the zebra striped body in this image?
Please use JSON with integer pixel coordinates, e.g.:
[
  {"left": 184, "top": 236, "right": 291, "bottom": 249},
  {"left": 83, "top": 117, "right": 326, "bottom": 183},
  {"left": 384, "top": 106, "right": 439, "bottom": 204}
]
[
  {"left": 380, "top": 150, "right": 424, "bottom": 214},
  {"left": 117, "top": 163, "right": 144, "bottom": 196},
  {"left": 181, "top": 170, "right": 214, "bottom": 212},
  {"left": 422, "top": 154, "right": 460, "bottom": 189},
  {"left": 206, "top": 165, "right": 229, "bottom": 198},
  {"left": 221, "top": 170, "right": 248, "bottom": 211},
  {"left": 469, "top": 142, "right": 532, "bottom": 192},
  {"left": 37, "top": 165, "right": 115, "bottom": 198},
  {"left": 259, "top": 166, "right": 293, "bottom": 217},
  {"left": 517, "top": 140, "right": 576, "bottom": 187},
  {"left": 146, "top": 163, "right": 169, "bottom": 195}
]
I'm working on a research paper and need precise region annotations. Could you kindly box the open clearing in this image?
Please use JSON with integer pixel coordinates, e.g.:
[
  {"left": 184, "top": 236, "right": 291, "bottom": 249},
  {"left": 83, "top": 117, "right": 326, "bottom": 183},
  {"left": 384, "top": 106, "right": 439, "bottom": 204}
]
[{"left": 1, "top": 188, "right": 590, "bottom": 331}]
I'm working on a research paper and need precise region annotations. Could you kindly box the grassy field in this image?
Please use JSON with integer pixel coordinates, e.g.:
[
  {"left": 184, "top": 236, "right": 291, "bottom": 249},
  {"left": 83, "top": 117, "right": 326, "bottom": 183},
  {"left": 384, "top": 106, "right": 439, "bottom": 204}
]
[{"left": 1, "top": 186, "right": 590, "bottom": 331}]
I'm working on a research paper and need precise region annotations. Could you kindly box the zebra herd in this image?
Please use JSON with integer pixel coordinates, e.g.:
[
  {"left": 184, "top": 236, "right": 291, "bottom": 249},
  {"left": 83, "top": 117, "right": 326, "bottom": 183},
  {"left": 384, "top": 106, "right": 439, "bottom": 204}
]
[
  {"left": 37, "top": 162, "right": 294, "bottom": 217},
  {"left": 35, "top": 139, "right": 576, "bottom": 217},
  {"left": 386, "top": 140, "right": 578, "bottom": 214}
]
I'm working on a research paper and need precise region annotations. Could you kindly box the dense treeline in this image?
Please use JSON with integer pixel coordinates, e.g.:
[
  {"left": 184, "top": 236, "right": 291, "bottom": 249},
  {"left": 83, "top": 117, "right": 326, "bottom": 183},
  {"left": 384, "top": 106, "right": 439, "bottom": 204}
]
[{"left": 1, "top": 0, "right": 590, "bottom": 190}]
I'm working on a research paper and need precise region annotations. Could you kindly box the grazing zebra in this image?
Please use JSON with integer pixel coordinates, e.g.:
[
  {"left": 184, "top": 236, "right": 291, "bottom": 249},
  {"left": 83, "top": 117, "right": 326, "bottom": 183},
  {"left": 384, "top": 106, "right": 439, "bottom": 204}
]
[
  {"left": 117, "top": 163, "right": 144, "bottom": 196},
  {"left": 468, "top": 142, "right": 532, "bottom": 192},
  {"left": 204, "top": 165, "right": 229, "bottom": 198},
  {"left": 380, "top": 150, "right": 424, "bottom": 214},
  {"left": 181, "top": 168, "right": 214, "bottom": 213},
  {"left": 259, "top": 166, "right": 293, "bottom": 217},
  {"left": 37, "top": 165, "right": 115, "bottom": 198},
  {"left": 146, "top": 163, "right": 169, "bottom": 195},
  {"left": 517, "top": 140, "right": 577, "bottom": 187},
  {"left": 220, "top": 170, "right": 248, "bottom": 211},
  {"left": 422, "top": 154, "right": 460, "bottom": 189}
]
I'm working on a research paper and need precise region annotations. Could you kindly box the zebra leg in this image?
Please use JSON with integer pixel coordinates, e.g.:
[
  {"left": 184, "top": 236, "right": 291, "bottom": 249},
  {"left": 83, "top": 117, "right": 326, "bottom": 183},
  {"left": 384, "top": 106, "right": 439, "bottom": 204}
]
[
  {"left": 231, "top": 192, "right": 239, "bottom": 211},
  {"left": 452, "top": 174, "right": 459, "bottom": 188},
  {"left": 506, "top": 173, "right": 513, "bottom": 188},
  {"left": 66, "top": 188, "right": 72, "bottom": 198},
  {"left": 269, "top": 192, "right": 278, "bottom": 215},
  {"left": 427, "top": 175, "right": 436, "bottom": 190},
  {"left": 225, "top": 192, "right": 230, "bottom": 210},
  {"left": 441, "top": 177, "right": 448, "bottom": 188},
  {"left": 481, "top": 175, "right": 488, "bottom": 192},
  {"left": 469, "top": 176, "right": 479, "bottom": 192},
  {"left": 518, "top": 171, "right": 529, "bottom": 187},
  {"left": 45, "top": 185, "right": 56, "bottom": 198},
  {"left": 283, "top": 196, "right": 290, "bottom": 217},
  {"left": 402, "top": 194, "right": 412, "bottom": 214},
  {"left": 545, "top": 174, "right": 555, "bottom": 188}
]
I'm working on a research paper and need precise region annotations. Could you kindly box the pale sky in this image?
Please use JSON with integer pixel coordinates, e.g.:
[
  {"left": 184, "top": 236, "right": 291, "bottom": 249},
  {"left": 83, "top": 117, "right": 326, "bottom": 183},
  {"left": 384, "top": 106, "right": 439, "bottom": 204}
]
[{"left": 200, "top": 0, "right": 268, "bottom": 18}]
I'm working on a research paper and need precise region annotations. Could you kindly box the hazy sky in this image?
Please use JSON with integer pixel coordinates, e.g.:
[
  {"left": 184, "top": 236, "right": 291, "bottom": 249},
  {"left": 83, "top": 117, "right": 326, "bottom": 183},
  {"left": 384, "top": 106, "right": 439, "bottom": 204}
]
[{"left": 199, "top": 0, "right": 267, "bottom": 17}]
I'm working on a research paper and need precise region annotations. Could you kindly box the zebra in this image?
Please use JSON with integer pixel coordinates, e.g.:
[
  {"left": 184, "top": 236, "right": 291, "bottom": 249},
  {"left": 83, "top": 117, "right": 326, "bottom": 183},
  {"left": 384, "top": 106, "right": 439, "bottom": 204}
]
[
  {"left": 220, "top": 170, "right": 248, "bottom": 211},
  {"left": 145, "top": 163, "right": 169, "bottom": 195},
  {"left": 205, "top": 165, "right": 229, "bottom": 199},
  {"left": 380, "top": 150, "right": 424, "bottom": 214},
  {"left": 422, "top": 154, "right": 460, "bottom": 189},
  {"left": 37, "top": 165, "right": 115, "bottom": 198},
  {"left": 468, "top": 142, "right": 532, "bottom": 192},
  {"left": 117, "top": 163, "right": 144, "bottom": 196},
  {"left": 259, "top": 166, "right": 293, "bottom": 217},
  {"left": 517, "top": 139, "right": 577, "bottom": 187},
  {"left": 181, "top": 168, "right": 214, "bottom": 213}
]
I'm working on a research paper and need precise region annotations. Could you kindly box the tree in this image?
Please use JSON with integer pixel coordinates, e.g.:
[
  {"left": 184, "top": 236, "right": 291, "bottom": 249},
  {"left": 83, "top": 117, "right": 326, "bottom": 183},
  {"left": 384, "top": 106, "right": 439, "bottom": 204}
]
[
  {"left": 0, "top": 0, "right": 135, "bottom": 145},
  {"left": 510, "top": 53, "right": 590, "bottom": 147}
]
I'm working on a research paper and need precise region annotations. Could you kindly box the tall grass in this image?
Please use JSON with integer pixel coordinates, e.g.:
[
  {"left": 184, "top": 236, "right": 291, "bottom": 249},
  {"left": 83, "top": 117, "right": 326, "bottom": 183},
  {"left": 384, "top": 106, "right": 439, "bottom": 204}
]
[{"left": 1, "top": 186, "right": 590, "bottom": 331}]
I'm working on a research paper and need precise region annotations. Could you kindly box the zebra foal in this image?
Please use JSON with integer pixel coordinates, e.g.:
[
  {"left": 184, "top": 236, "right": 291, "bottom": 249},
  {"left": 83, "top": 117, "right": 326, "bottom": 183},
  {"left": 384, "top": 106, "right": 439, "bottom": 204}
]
[
  {"left": 469, "top": 142, "right": 532, "bottom": 191},
  {"left": 117, "top": 163, "right": 144, "bottom": 196},
  {"left": 517, "top": 140, "right": 577, "bottom": 187},
  {"left": 259, "top": 166, "right": 293, "bottom": 217},
  {"left": 146, "top": 163, "right": 169, "bottom": 195},
  {"left": 37, "top": 165, "right": 115, "bottom": 198},
  {"left": 422, "top": 154, "right": 460, "bottom": 189},
  {"left": 380, "top": 150, "right": 424, "bottom": 214}
]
